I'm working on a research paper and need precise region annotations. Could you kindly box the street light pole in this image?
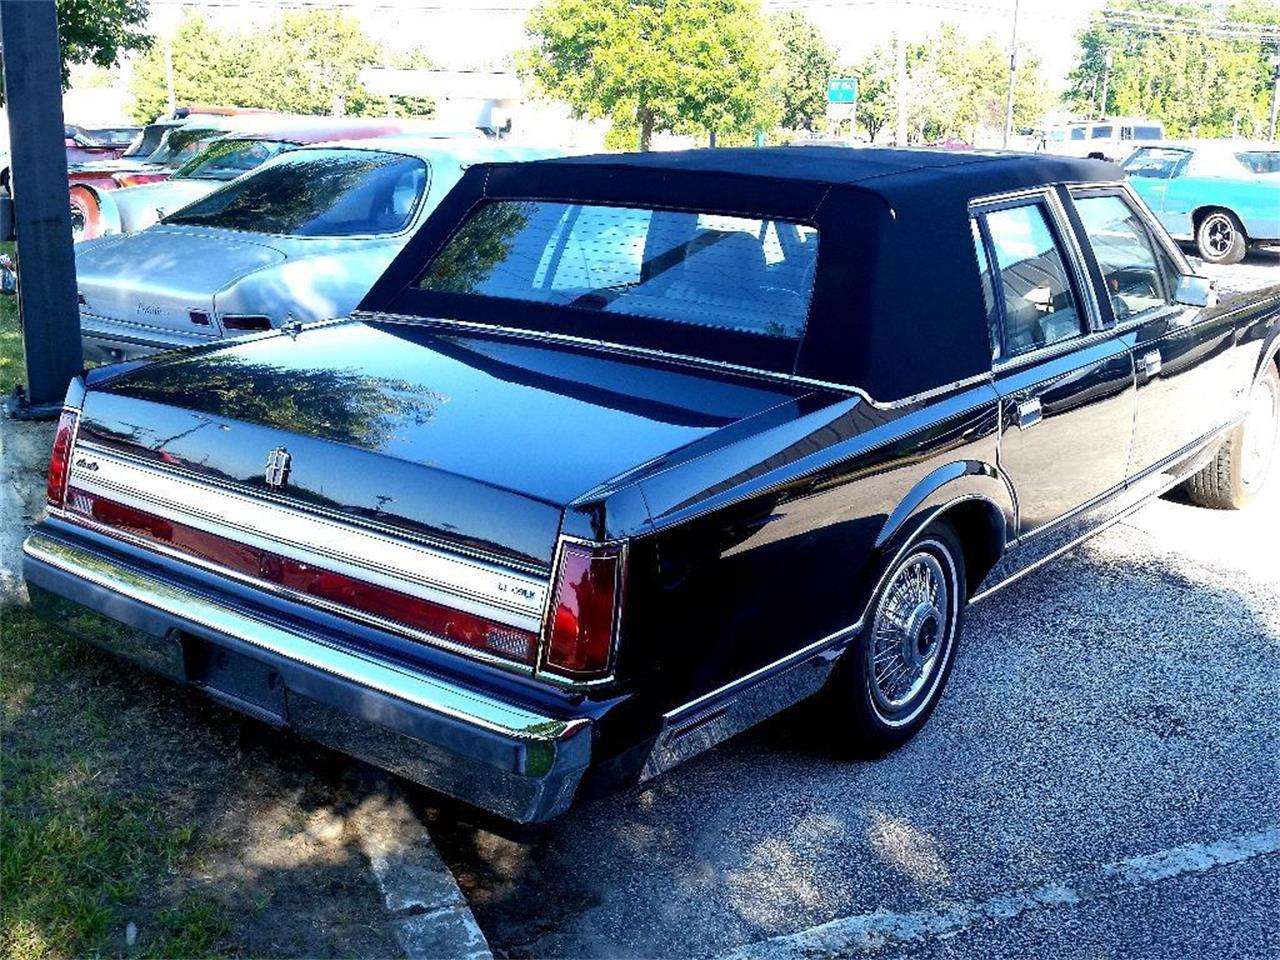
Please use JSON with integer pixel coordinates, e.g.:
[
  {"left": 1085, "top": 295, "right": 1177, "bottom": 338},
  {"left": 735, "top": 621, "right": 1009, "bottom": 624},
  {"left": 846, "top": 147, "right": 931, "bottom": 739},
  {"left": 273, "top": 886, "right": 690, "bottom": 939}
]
[
  {"left": 1002, "top": 0, "right": 1021, "bottom": 148},
  {"left": 0, "top": 0, "right": 83, "bottom": 417},
  {"left": 1268, "top": 54, "right": 1280, "bottom": 142}
]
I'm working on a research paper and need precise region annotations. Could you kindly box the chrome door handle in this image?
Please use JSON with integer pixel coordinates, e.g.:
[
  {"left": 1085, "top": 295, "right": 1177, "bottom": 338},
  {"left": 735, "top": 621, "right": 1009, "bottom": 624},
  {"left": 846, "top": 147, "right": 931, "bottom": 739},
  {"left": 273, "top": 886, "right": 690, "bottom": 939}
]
[
  {"left": 1015, "top": 397, "right": 1042, "bottom": 430},
  {"left": 1142, "top": 350, "right": 1162, "bottom": 377}
]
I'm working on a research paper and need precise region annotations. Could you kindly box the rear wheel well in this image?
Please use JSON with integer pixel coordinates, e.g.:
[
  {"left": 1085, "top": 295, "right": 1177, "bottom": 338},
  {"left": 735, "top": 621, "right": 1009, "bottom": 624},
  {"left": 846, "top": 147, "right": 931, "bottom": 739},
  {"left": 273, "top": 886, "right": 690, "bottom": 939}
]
[
  {"left": 1193, "top": 205, "right": 1248, "bottom": 239},
  {"left": 935, "top": 499, "right": 1005, "bottom": 597}
]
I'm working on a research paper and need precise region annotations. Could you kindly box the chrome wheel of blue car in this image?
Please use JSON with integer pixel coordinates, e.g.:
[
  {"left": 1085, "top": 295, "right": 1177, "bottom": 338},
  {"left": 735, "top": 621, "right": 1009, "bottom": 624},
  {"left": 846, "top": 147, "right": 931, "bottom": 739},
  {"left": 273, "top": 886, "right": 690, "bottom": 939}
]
[{"left": 1196, "top": 209, "right": 1247, "bottom": 265}]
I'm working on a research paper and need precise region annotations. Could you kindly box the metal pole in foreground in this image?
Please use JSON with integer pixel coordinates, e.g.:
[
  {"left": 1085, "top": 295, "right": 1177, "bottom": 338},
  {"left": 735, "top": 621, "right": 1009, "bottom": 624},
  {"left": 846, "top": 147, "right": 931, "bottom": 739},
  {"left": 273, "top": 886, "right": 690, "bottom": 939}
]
[
  {"left": 0, "top": 0, "right": 83, "bottom": 417},
  {"left": 1002, "top": 0, "right": 1021, "bottom": 148},
  {"left": 1268, "top": 56, "right": 1279, "bottom": 142}
]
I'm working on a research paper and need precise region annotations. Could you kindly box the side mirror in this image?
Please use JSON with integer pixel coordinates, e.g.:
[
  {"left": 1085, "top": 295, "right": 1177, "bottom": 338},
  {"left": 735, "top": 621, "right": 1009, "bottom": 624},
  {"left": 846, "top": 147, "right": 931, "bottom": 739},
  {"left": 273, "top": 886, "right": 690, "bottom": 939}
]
[{"left": 1175, "top": 274, "right": 1217, "bottom": 309}]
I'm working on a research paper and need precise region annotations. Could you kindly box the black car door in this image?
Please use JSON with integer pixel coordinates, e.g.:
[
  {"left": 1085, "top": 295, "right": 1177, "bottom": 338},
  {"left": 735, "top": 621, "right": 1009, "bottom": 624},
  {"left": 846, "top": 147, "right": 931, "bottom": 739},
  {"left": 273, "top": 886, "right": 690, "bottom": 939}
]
[
  {"left": 971, "top": 189, "right": 1136, "bottom": 548},
  {"left": 1069, "top": 187, "right": 1247, "bottom": 497}
]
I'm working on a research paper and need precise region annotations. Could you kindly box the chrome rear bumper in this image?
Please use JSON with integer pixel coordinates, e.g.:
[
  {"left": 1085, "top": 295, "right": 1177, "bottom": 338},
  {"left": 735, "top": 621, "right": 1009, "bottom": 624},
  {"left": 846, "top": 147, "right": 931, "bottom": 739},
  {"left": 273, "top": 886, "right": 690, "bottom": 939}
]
[{"left": 22, "top": 530, "right": 591, "bottom": 823}]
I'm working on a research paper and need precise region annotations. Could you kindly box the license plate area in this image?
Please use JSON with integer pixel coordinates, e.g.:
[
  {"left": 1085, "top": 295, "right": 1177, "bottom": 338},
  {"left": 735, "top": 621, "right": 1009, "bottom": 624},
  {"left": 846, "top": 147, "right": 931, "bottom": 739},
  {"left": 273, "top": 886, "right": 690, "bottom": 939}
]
[{"left": 180, "top": 633, "right": 287, "bottom": 726}]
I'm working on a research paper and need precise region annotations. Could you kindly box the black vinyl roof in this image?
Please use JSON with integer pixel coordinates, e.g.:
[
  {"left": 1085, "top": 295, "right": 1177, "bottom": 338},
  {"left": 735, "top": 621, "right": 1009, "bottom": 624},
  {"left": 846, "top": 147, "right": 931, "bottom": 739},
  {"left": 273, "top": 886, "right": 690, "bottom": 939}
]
[
  {"left": 533, "top": 146, "right": 1119, "bottom": 195},
  {"left": 364, "top": 148, "right": 1124, "bottom": 401}
]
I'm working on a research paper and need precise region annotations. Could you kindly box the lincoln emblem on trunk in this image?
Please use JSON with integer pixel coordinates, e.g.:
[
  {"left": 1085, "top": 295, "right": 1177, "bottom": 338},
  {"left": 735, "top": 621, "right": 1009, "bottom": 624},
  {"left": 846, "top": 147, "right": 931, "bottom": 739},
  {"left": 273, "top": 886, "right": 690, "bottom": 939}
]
[{"left": 264, "top": 447, "right": 291, "bottom": 489}]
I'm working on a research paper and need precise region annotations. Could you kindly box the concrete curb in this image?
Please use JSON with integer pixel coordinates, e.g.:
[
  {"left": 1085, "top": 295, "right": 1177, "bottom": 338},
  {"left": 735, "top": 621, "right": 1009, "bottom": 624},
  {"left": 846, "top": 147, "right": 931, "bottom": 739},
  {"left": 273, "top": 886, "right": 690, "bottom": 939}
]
[
  {"left": 351, "top": 786, "right": 493, "bottom": 960},
  {"left": 0, "top": 415, "right": 55, "bottom": 605}
]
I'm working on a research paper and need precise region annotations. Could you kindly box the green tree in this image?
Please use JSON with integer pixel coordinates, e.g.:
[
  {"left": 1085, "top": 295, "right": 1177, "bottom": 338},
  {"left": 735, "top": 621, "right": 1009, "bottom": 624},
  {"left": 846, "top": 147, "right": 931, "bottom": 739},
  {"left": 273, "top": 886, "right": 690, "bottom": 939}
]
[
  {"left": 521, "top": 0, "right": 777, "bottom": 150},
  {"left": 0, "top": 0, "right": 152, "bottom": 103},
  {"left": 850, "top": 40, "right": 896, "bottom": 143},
  {"left": 770, "top": 10, "right": 836, "bottom": 132},
  {"left": 1065, "top": 0, "right": 1279, "bottom": 137},
  {"left": 129, "top": 10, "right": 430, "bottom": 123}
]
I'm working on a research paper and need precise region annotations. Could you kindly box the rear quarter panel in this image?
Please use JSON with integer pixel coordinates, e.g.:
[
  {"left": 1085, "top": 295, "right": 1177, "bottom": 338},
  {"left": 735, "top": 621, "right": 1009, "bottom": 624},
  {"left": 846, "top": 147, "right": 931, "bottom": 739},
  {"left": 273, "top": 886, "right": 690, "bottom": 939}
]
[{"left": 613, "top": 382, "right": 1006, "bottom": 717}]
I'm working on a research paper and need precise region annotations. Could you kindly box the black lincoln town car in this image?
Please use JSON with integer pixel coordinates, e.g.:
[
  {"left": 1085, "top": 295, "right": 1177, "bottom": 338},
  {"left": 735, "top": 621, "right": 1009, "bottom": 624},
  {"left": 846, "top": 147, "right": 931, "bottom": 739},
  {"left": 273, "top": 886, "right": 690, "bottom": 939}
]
[{"left": 23, "top": 148, "right": 1280, "bottom": 823}]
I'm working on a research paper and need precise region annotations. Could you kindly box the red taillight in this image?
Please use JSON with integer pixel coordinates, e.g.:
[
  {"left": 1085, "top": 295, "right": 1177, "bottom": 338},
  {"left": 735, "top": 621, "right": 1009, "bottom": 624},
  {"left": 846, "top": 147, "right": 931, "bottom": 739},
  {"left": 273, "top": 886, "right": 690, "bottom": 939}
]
[
  {"left": 46, "top": 410, "right": 79, "bottom": 508},
  {"left": 222, "top": 314, "right": 271, "bottom": 331},
  {"left": 63, "top": 489, "right": 540, "bottom": 664},
  {"left": 542, "top": 543, "right": 622, "bottom": 678}
]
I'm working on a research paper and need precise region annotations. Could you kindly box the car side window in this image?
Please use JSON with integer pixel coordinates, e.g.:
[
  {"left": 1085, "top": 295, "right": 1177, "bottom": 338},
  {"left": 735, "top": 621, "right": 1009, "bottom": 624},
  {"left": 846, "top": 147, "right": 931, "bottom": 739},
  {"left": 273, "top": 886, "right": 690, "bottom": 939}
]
[
  {"left": 970, "top": 218, "right": 1000, "bottom": 360},
  {"left": 1073, "top": 194, "right": 1172, "bottom": 319},
  {"left": 980, "top": 202, "right": 1084, "bottom": 358}
]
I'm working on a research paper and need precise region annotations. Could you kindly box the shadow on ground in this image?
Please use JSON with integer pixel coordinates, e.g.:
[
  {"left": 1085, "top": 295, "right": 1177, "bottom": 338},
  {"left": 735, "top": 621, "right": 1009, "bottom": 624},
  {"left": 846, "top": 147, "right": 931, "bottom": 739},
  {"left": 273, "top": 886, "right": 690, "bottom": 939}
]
[{"left": 423, "top": 512, "right": 1280, "bottom": 959}]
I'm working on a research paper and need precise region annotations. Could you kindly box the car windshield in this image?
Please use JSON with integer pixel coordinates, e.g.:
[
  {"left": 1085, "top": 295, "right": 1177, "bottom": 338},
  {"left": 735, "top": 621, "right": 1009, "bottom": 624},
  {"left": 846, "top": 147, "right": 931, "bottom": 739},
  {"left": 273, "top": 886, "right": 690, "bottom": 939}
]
[
  {"left": 174, "top": 138, "right": 293, "bottom": 181},
  {"left": 1236, "top": 150, "right": 1280, "bottom": 175},
  {"left": 146, "top": 126, "right": 222, "bottom": 165},
  {"left": 417, "top": 200, "right": 820, "bottom": 340},
  {"left": 165, "top": 149, "right": 428, "bottom": 236},
  {"left": 124, "top": 124, "right": 168, "bottom": 158},
  {"left": 1122, "top": 147, "right": 1189, "bottom": 178},
  {"left": 85, "top": 127, "right": 139, "bottom": 146}
]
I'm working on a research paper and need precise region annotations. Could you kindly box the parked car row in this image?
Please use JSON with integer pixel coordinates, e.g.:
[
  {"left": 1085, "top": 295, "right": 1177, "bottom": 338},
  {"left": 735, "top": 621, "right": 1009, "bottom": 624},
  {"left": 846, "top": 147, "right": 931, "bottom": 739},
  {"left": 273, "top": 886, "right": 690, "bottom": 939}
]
[
  {"left": 1121, "top": 139, "right": 1280, "bottom": 265},
  {"left": 18, "top": 143, "right": 1280, "bottom": 825}
]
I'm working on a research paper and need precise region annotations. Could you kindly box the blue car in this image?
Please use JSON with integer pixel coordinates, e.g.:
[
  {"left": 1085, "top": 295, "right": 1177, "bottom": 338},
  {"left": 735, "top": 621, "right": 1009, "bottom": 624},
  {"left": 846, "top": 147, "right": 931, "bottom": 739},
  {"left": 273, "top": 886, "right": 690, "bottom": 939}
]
[{"left": 1122, "top": 140, "right": 1280, "bottom": 265}]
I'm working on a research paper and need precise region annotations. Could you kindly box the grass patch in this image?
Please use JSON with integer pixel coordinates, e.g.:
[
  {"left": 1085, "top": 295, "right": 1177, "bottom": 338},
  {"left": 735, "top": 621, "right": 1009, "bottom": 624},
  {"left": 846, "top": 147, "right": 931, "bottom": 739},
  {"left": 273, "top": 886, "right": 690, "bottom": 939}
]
[
  {"left": 0, "top": 606, "right": 231, "bottom": 959},
  {"left": 0, "top": 241, "right": 21, "bottom": 394}
]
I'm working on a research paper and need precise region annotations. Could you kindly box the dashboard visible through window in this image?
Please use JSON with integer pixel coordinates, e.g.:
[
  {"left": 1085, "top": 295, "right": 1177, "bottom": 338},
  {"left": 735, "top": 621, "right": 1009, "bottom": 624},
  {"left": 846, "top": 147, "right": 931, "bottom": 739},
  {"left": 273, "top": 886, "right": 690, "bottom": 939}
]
[{"left": 1073, "top": 194, "right": 1174, "bottom": 319}]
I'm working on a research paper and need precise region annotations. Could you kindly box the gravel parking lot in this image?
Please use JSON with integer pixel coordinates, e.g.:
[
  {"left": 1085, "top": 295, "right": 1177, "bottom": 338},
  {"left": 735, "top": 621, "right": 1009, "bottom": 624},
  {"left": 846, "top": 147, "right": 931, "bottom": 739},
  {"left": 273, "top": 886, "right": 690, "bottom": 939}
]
[{"left": 429, "top": 245, "right": 1280, "bottom": 959}]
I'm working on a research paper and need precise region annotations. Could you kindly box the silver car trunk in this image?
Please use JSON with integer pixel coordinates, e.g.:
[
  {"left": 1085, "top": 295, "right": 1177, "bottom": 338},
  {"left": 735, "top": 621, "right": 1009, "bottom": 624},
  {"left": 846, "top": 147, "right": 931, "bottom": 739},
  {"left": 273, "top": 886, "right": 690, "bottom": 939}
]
[{"left": 77, "top": 228, "right": 286, "bottom": 337}]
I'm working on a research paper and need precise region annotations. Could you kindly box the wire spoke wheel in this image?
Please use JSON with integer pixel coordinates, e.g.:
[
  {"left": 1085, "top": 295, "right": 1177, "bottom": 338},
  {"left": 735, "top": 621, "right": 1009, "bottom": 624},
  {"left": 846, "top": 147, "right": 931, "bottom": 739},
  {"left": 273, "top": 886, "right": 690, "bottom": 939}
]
[
  {"left": 866, "top": 544, "right": 956, "bottom": 724},
  {"left": 1242, "top": 372, "right": 1279, "bottom": 490}
]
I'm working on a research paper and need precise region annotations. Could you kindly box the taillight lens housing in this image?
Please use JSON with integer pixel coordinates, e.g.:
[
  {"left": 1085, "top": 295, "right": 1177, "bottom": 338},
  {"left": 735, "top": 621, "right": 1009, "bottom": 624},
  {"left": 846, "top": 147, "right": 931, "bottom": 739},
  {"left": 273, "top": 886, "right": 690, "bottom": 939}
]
[
  {"left": 222, "top": 314, "right": 272, "bottom": 332},
  {"left": 47, "top": 409, "right": 79, "bottom": 508},
  {"left": 542, "top": 542, "right": 623, "bottom": 679}
]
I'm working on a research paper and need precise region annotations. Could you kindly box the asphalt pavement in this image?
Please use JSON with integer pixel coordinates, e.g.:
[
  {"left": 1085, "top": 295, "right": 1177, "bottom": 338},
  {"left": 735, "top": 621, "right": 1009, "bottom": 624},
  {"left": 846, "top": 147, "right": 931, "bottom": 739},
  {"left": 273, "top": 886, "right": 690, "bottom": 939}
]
[{"left": 431, "top": 246, "right": 1280, "bottom": 959}]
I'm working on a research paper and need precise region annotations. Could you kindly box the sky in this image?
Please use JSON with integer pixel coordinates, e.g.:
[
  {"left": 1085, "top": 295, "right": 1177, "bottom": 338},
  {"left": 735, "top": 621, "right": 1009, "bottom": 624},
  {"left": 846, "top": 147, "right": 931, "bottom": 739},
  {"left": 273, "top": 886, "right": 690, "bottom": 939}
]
[{"left": 144, "top": 0, "right": 1111, "bottom": 90}]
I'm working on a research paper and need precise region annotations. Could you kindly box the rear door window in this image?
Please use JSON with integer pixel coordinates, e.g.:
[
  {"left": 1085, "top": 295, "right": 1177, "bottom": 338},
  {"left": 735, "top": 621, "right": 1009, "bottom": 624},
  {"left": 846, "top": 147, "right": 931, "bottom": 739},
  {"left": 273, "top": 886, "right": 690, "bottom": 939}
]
[{"left": 976, "top": 201, "right": 1085, "bottom": 358}]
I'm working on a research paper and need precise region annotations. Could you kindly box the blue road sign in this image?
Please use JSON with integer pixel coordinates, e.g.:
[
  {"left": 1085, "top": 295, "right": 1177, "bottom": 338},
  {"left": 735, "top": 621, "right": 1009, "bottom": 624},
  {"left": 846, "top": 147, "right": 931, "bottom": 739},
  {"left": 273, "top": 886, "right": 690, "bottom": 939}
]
[{"left": 827, "top": 78, "right": 858, "bottom": 104}]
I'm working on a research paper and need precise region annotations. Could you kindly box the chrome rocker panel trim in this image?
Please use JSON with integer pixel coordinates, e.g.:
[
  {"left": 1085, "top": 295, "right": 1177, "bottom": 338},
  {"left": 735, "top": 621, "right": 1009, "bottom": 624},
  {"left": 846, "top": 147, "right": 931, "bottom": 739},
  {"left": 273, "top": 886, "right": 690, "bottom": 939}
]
[{"left": 22, "top": 530, "right": 591, "bottom": 824}]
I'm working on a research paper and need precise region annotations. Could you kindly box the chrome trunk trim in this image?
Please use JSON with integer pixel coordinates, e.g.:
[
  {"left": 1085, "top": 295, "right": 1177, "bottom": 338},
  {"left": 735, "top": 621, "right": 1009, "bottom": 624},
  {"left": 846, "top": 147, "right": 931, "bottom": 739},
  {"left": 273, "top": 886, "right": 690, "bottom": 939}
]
[{"left": 64, "top": 442, "right": 549, "bottom": 632}]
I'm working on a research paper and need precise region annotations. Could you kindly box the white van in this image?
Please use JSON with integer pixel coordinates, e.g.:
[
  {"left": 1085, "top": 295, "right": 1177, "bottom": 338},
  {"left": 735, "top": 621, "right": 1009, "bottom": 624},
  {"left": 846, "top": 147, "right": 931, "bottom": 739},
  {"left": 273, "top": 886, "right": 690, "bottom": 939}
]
[{"left": 1041, "top": 118, "right": 1164, "bottom": 161}]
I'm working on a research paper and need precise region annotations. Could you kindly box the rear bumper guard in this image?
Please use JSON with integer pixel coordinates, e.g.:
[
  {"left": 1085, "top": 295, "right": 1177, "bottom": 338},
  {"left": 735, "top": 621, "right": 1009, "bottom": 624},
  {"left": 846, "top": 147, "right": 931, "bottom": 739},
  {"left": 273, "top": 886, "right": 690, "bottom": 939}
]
[{"left": 22, "top": 530, "right": 591, "bottom": 824}]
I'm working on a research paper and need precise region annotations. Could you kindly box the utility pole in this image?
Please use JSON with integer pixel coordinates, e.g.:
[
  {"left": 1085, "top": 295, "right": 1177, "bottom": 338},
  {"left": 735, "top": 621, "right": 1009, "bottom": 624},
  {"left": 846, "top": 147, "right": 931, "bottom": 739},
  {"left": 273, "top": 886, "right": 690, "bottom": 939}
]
[
  {"left": 164, "top": 37, "right": 175, "bottom": 116},
  {"left": 1269, "top": 53, "right": 1280, "bottom": 142},
  {"left": 1002, "top": 0, "right": 1021, "bottom": 148},
  {"left": 1099, "top": 48, "right": 1114, "bottom": 120},
  {"left": 0, "top": 0, "right": 83, "bottom": 416},
  {"left": 895, "top": 33, "right": 907, "bottom": 147}
]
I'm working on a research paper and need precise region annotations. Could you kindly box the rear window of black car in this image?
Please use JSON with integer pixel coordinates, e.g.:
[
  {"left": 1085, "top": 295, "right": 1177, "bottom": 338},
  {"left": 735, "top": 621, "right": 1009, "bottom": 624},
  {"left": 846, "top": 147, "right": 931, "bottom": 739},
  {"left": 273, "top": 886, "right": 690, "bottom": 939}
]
[
  {"left": 165, "top": 149, "right": 428, "bottom": 237},
  {"left": 416, "top": 200, "right": 820, "bottom": 340}
]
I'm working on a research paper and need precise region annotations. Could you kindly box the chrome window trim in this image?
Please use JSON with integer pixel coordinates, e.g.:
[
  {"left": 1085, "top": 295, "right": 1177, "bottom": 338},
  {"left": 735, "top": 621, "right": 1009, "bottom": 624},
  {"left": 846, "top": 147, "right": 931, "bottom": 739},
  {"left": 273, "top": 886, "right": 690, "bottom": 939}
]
[{"left": 64, "top": 443, "right": 550, "bottom": 629}]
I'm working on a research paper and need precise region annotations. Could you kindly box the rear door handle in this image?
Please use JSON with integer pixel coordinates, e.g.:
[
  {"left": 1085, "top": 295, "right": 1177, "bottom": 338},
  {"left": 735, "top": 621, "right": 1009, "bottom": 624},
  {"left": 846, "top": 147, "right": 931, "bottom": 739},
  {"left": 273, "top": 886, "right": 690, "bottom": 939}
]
[
  {"left": 1015, "top": 397, "right": 1042, "bottom": 430},
  {"left": 1142, "top": 350, "right": 1162, "bottom": 378}
]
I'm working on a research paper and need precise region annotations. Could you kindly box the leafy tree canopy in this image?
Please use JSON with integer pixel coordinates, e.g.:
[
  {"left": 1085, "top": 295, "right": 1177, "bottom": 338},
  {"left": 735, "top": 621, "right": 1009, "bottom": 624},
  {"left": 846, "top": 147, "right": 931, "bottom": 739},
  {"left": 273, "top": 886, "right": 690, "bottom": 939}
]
[
  {"left": 1065, "top": 0, "right": 1280, "bottom": 137},
  {"left": 770, "top": 10, "right": 837, "bottom": 132},
  {"left": 521, "top": 0, "right": 778, "bottom": 150},
  {"left": 0, "top": 0, "right": 151, "bottom": 104},
  {"left": 849, "top": 25, "right": 1048, "bottom": 144},
  {"left": 129, "top": 10, "right": 434, "bottom": 122}
]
